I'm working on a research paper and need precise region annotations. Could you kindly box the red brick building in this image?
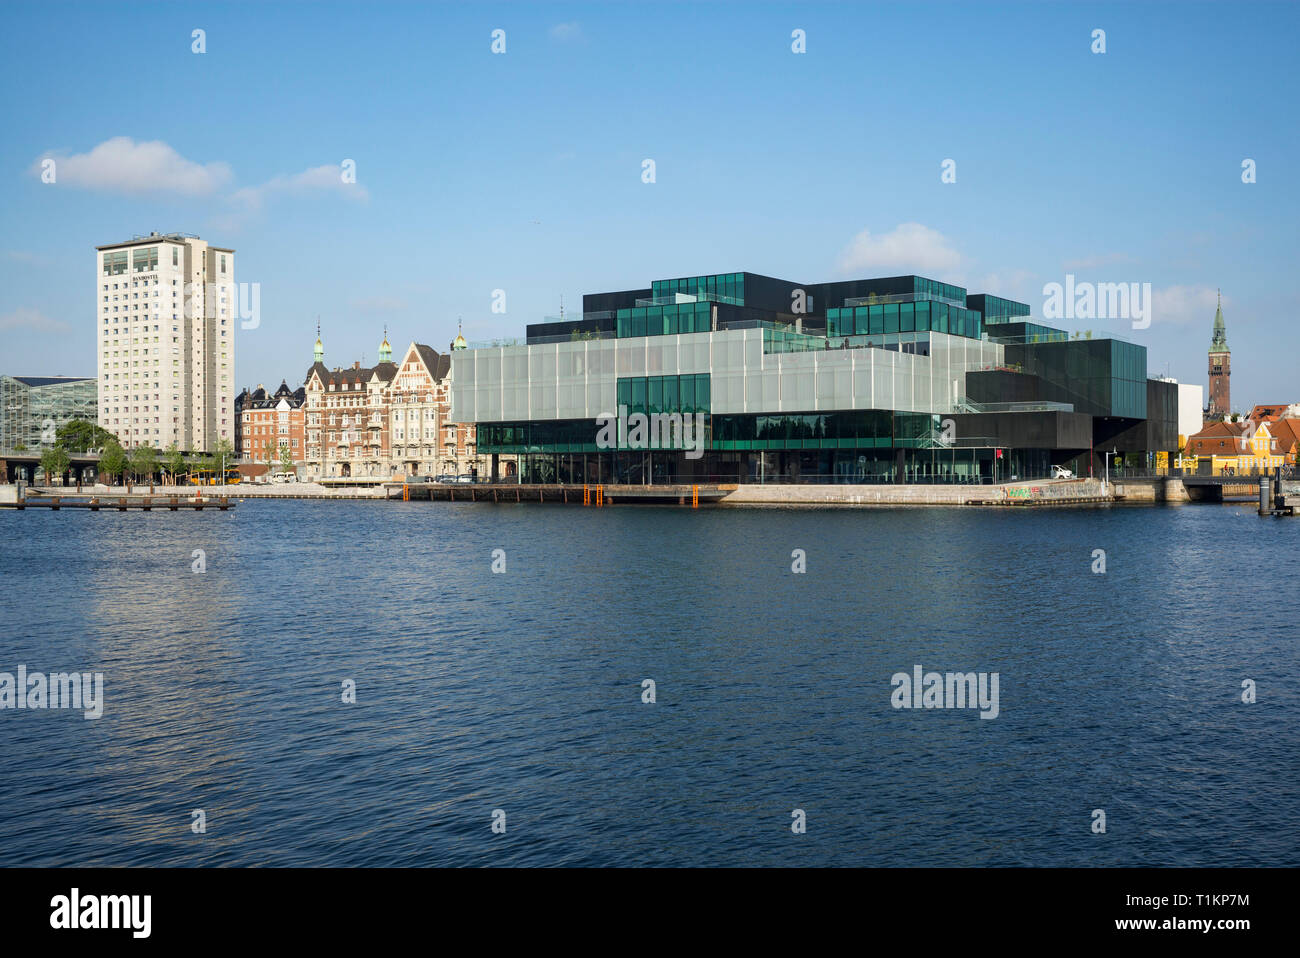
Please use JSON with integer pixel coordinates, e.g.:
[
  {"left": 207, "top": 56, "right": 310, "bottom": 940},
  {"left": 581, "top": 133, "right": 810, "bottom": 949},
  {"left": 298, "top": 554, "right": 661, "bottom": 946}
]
[{"left": 239, "top": 381, "right": 306, "bottom": 469}]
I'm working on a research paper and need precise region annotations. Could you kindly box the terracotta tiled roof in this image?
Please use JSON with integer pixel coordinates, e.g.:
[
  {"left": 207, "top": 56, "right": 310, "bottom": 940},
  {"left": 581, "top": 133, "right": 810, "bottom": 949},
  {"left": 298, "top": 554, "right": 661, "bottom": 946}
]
[
  {"left": 1266, "top": 418, "right": 1300, "bottom": 453},
  {"left": 1248, "top": 404, "right": 1288, "bottom": 423},
  {"left": 1189, "top": 421, "right": 1239, "bottom": 440}
]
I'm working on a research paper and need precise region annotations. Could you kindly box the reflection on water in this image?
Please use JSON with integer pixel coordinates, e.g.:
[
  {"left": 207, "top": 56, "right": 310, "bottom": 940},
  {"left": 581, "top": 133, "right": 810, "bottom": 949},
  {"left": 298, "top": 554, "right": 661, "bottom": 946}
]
[{"left": 0, "top": 500, "right": 1296, "bottom": 866}]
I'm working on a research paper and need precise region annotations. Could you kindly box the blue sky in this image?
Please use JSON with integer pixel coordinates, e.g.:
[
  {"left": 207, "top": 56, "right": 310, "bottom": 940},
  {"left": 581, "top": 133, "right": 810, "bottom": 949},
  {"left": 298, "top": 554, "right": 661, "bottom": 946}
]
[{"left": 1, "top": 1, "right": 1296, "bottom": 407}]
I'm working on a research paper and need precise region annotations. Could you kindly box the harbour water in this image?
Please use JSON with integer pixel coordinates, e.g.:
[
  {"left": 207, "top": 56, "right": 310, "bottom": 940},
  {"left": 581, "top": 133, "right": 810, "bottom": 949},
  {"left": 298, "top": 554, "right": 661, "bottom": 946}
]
[{"left": 0, "top": 500, "right": 1296, "bottom": 866}]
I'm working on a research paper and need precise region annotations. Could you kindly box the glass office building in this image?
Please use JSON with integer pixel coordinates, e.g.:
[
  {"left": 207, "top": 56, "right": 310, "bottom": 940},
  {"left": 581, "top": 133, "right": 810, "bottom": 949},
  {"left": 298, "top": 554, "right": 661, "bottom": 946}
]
[
  {"left": 454, "top": 271, "right": 1170, "bottom": 484},
  {"left": 0, "top": 375, "right": 98, "bottom": 451}
]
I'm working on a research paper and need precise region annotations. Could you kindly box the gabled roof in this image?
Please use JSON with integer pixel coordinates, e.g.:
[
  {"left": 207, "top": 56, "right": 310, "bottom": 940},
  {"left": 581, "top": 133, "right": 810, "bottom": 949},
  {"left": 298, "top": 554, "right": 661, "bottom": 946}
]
[
  {"left": 1188, "top": 419, "right": 1284, "bottom": 455},
  {"left": 306, "top": 360, "right": 398, "bottom": 388},
  {"left": 1265, "top": 418, "right": 1300, "bottom": 452},
  {"left": 415, "top": 344, "right": 451, "bottom": 381},
  {"left": 390, "top": 342, "right": 452, "bottom": 384},
  {"left": 1189, "top": 421, "right": 1239, "bottom": 440}
]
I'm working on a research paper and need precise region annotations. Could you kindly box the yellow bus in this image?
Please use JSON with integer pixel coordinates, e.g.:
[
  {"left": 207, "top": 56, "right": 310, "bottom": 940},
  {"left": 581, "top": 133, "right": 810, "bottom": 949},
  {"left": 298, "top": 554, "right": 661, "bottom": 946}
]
[{"left": 185, "top": 468, "right": 242, "bottom": 486}]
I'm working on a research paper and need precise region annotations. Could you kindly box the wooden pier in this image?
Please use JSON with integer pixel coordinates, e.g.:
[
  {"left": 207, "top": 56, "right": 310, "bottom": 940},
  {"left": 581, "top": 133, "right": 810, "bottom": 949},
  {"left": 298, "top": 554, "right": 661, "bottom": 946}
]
[
  {"left": 8, "top": 492, "right": 233, "bottom": 512},
  {"left": 383, "top": 481, "right": 733, "bottom": 507}
]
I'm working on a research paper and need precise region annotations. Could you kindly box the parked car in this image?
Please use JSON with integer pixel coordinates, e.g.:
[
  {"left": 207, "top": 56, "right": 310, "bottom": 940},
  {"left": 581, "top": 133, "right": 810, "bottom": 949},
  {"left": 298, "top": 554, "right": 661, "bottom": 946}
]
[
  {"left": 433, "top": 474, "right": 455, "bottom": 483},
  {"left": 453, "top": 474, "right": 475, "bottom": 484},
  {"left": 408, "top": 475, "right": 434, "bottom": 483},
  {"left": 1051, "top": 465, "right": 1074, "bottom": 479}
]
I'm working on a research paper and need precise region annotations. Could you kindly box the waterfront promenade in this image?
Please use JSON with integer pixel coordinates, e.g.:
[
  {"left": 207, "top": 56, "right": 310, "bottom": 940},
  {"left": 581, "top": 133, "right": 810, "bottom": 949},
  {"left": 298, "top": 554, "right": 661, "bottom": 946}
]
[{"left": 8, "top": 474, "right": 1281, "bottom": 509}]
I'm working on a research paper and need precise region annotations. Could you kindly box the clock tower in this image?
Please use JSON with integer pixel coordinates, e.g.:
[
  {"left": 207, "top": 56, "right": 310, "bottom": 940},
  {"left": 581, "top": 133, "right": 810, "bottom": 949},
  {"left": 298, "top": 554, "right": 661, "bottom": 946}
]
[{"left": 1206, "top": 290, "right": 1230, "bottom": 420}]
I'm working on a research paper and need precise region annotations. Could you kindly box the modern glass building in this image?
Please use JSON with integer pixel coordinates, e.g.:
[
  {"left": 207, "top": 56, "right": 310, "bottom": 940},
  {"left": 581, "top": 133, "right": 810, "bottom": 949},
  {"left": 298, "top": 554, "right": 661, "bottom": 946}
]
[
  {"left": 452, "top": 271, "right": 1173, "bottom": 484},
  {"left": 0, "top": 375, "right": 98, "bottom": 451}
]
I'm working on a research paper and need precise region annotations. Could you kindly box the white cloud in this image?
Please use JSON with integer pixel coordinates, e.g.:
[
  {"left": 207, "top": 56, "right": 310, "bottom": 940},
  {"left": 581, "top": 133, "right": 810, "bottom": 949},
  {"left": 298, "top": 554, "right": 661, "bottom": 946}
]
[
  {"left": 0, "top": 307, "right": 69, "bottom": 332},
  {"left": 549, "top": 21, "right": 582, "bottom": 41},
  {"left": 32, "top": 137, "right": 231, "bottom": 195},
  {"left": 972, "top": 269, "right": 1039, "bottom": 306},
  {"left": 1151, "top": 285, "right": 1223, "bottom": 327},
  {"left": 837, "top": 223, "right": 964, "bottom": 275},
  {"left": 230, "top": 164, "right": 368, "bottom": 213}
]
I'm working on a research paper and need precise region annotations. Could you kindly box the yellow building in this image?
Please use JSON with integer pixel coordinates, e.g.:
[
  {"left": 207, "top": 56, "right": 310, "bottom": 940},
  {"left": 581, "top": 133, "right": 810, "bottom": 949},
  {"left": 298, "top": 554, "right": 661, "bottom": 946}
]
[{"left": 1186, "top": 420, "right": 1290, "bottom": 474}]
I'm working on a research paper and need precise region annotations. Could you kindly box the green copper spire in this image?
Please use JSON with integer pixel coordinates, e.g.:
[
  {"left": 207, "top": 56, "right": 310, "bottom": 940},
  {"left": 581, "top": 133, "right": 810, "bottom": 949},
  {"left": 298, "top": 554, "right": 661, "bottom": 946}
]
[
  {"left": 1210, "top": 289, "right": 1228, "bottom": 352},
  {"left": 378, "top": 325, "right": 392, "bottom": 363},
  {"left": 314, "top": 318, "right": 323, "bottom": 363}
]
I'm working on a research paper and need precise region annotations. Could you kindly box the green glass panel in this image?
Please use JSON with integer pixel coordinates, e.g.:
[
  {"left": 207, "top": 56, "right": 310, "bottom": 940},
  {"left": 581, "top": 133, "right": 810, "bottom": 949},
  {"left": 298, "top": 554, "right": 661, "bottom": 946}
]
[{"left": 679, "top": 376, "right": 695, "bottom": 412}]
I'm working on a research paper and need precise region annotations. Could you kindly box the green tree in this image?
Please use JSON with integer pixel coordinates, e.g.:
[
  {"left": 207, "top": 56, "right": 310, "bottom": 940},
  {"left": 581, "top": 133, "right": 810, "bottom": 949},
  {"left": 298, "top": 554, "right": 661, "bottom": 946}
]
[
  {"left": 279, "top": 444, "right": 294, "bottom": 474},
  {"left": 213, "top": 439, "right": 236, "bottom": 484},
  {"left": 164, "top": 442, "right": 186, "bottom": 484},
  {"left": 128, "top": 444, "right": 158, "bottom": 484},
  {"left": 40, "top": 446, "right": 70, "bottom": 485},
  {"left": 99, "top": 441, "right": 126, "bottom": 485},
  {"left": 263, "top": 439, "right": 276, "bottom": 465},
  {"left": 55, "top": 419, "right": 117, "bottom": 453}
]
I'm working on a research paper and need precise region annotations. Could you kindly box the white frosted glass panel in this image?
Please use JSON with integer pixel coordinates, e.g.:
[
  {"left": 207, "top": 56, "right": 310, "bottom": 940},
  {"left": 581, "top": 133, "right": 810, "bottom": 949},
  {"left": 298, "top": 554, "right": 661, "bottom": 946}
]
[
  {"left": 853, "top": 355, "right": 874, "bottom": 405},
  {"left": 587, "top": 380, "right": 613, "bottom": 416},
  {"left": 616, "top": 343, "right": 645, "bottom": 377},
  {"left": 529, "top": 348, "right": 556, "bottom": 380}
]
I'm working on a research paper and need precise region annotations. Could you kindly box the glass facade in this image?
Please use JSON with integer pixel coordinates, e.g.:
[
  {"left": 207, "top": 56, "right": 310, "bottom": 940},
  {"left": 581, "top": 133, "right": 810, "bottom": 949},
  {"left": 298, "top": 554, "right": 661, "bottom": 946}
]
[
  {"left": 477, "top": 420, "right": 604, "bottom": 454},
  {"left": 1001, "top": 338, "right": 1148, "bottom": 419},
  {"left": 132, "top": 246, "right": 158, "bottom": 272},
  {"left": 912, "top": 277, "right": 967, "bottom": 305},
  {"left": 616, "top": 301, "right": 712, "bottom": 338},
  {"left": 826, "top": 301, "right": 982, "bottom": 339},
  {"left": 0, "top": 376, "right": 98, "bottom": 450},
  {"left": 711, "top": 410, "right": 933, "bottom": 450},
  {"left": 102, "top": 250, "right": 128, "bottom": 275},
  {"left": 971, "top": 294, "right": 1031, "bottom": 324},
  {"left": 1110, "top": 340, "right": 1147, "bottom": 419},
  {"left": 455, "top": 268, "right": 1166, "bottom": 485},
  {"left": 650, "top": 273, "right": 745, "bottom": 306},
  {"left": 616, "top": 374, "right": 710, "bottom": 418}
]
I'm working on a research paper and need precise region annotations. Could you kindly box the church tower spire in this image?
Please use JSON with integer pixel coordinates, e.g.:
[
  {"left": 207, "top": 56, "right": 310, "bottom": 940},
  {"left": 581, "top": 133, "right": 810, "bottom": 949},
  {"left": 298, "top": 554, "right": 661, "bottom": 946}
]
[
  {"left": 1207, "top": 290, "right": 1231, "bottom": 419},
  {"left": 1210, "top": 289, "right": 1227, "bottom": 350},
  {"left": 314, "top": 318, "right": 323, "bottom": 364},
  {"left": 379, "top": 325, "right": 392, "bottom": 364}
]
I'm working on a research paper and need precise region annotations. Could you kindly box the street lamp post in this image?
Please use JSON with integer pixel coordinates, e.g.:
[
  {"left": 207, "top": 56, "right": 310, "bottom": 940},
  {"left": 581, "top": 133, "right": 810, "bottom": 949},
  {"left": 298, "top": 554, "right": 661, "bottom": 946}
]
[{"left": 1104, "top": 448, "right": 1118, "bottom": 489}]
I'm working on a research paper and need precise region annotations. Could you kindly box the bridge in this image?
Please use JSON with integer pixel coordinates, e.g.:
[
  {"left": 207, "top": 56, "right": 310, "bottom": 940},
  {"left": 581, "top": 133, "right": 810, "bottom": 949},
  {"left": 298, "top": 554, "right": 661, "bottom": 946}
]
[
  {"left": 1111, "top": 472, "right": 1295, "bottom": 503},
  {"left": 0, "top": 448, "right": 100, "bottom": 484}
]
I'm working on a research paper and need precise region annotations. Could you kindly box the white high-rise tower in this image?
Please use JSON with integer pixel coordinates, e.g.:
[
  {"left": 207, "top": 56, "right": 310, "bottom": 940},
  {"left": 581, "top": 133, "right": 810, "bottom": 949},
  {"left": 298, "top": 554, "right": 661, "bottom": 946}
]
[{"left": 95, "top": 232, "right": 236, "bottom": 452}]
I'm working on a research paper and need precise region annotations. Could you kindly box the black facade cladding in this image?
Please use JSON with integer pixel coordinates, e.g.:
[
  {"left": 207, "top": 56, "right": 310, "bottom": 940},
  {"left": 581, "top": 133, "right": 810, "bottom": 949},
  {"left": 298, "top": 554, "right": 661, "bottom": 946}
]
[
  {"left": 808, "top": 276, "right": 919, "bottom": 309},
  {"left": 737, "top": 272, "right": 812, "bottom": 314},
  {"left": 1109, "top": 379, "right": 1179, "bottom": 453},
  {"left": 526, "top": 316, "right": 615, "bottom": 344},
  {"left": 950, "top": 410, "right": 1095, "bottom": 450},
  {"left": 966, "top": 370, "right": 1048, "bottom": 407},
  {"left": 581, "top": 288, "right": 651, "bottom": 314}
]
